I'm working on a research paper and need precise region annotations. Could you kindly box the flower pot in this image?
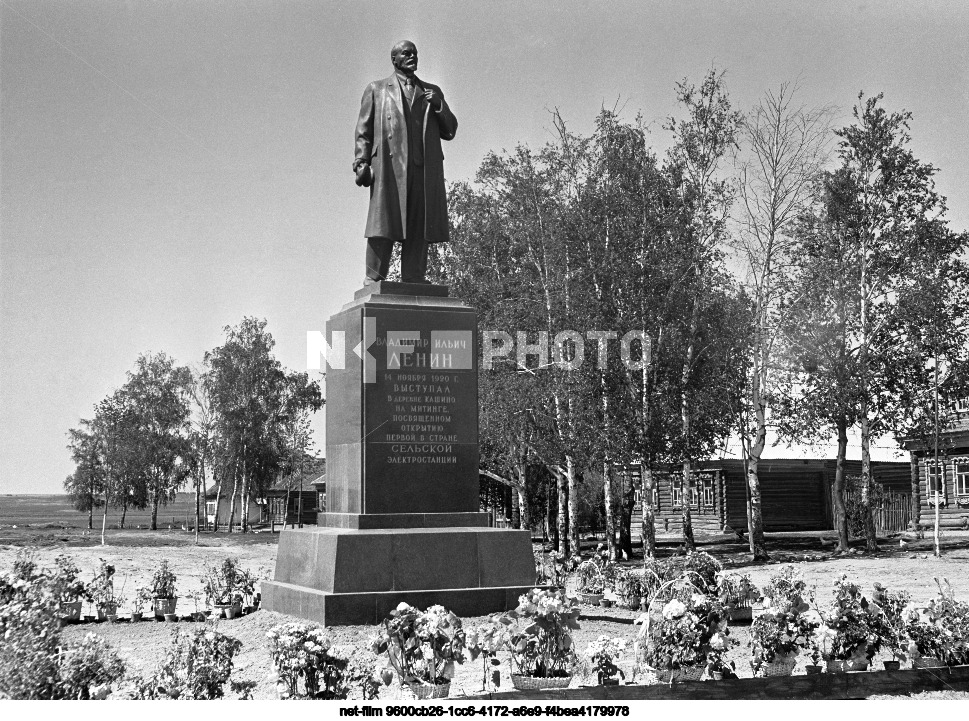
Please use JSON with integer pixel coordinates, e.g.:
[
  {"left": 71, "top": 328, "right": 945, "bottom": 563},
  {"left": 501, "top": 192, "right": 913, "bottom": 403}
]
[
  {"left": 625, "top": 598, "right": 641, "bottom": 611},
  {"left": 825, "top": 660, "right": 847, "bottom": 674},
  {"left": 153, "top": 597, "right": 177, "bottom": 619},
  {"left": 131, "top": 612, "right": 143, "bottom": 622},
  {"left": 578, "top": 592, "right": 603, "bottom": 605},
  {"left": 599, "top": 598, "right": 613, "bottom": 608},
  {"left": 913, "top": 656, "right": 944, "bottom": 669},
  {"left": 846, "top": 658, "right": 869, "bottom": 672},
  {"left": 83, "top": 615, "right": 95, "bottom": 623},
  {"left": 401, "top": 681, "right": 451, "bottom": 699},
  {"left": 192, "top": 612, "right": 206, "bottom": 622},
  {"left": 600, "top": 678, "right": 620, "bottom": 686},
  {"left": 164, "top": 612, "right": 178, "bottom": 622},
  {"left": 243, "top": 605, "right": 255, "bottom": 615},
  {"left": 710, "top": 670, "right": 723, "bottom": 681},
  {"left": 883, "top": 660, "right": 901, "bottom": 672},
  {"left": 60, "top": 600, "right": 82, "bottom": 622},
  {"left": 225, "top": 606, "right": 238, "bottom": 620},
  {"left": 761, "top": 653, "right": 797, "bottom": 677},
  {"left": 511, "top": 674, "right": 573, "bottom": 691},
  {"left": 726, "top": 605, "right": 753, "bottom": 623},
  {"left": 106, "top": 614, "right": 119, "bottom": 623},
  {"left": 672, "top": 665, "right": 705, "bottom": 683},
  {"left": 805, "top": 664, "right": 823, "bottom": 675}
]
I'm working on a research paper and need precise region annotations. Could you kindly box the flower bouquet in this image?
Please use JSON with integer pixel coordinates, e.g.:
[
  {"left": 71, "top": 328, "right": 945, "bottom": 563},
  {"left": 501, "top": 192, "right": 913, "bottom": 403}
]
[
  {"left": 371, "top": 603, "right": 467, "bottom": 699},
  {"left": 636, "top": 590, "right": 728, "bottom": 683},
  {"left": 499, "top": 588, "right": 580, "bottom": 690}
]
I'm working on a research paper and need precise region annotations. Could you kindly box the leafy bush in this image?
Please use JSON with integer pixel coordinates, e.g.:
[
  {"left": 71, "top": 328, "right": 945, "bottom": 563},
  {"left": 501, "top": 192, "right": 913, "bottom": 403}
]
[
  {"left": 905, "top": 578, "right": 969, "bottom": 665},
  {"left": 584, "top": 635, "right": 625, "bottom": 684},
  {"left": 0, "top": 559, "right": 125, "bottom": 700},
  {"left": 749, "top": 596, "right": 819, "bottom": 671},
  {"left": 50, "top": 555, "right": 86, "bottom": 605},
  {"left": 58, "top": 633, "right": 126, "bottom": 700},
  {"left": 871, "top": 583, "right": 911, "bottom": 661},
  {"left": 761, "top": 566, "right": 811, "bottom": 608}
]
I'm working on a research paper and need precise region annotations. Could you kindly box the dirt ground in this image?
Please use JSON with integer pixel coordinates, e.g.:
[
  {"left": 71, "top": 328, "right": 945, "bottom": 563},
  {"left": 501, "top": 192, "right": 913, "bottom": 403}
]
[{"left": 4, "top": 530, "right": 969, "bottom": 700}]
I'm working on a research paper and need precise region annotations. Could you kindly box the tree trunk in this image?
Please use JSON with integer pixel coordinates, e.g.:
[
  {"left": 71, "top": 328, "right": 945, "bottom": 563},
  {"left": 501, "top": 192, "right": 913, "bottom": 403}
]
[
  {"left": 510, "top": 486, "right": 521, "bottom": 529},
  {"left": 619, "top": 479, "right": 635, "bottom": 560},
  {"left": 120, "top": 500, "right": 128, "bottom": 530},
  {"left": 515, "top": 459, "right": 530, "bottom": 534},
  {"left": 833, "top": 416, "right": 850, "bottom": 551},
  {"left": 150, "top": 490, "right": 159, "bottom": 531},
  {"left": 603, "top": 462, "right": 616, "bottom": 560},
  {"left": 227, "top": 468, "right": 239, "bottom": 534},
  {"left": 909, "top": 452, "right": 921, "bottom": 528},
  {"left": 567, "top": 456, "right": 580, "bottom": 557},
  {"left": 213, "top": 477, "right": 223, "bottom": 533},
  {"left": 641, "top": 465, "right": 657, "bottom": 559},
  {"left": 556, "top": 468, "right": 569, "bottom": 557},
  {"left": 195, "top": 456, "right": 203, "bottom": 544},
  {"left": 681, "top": 460, "right": 695, "bottom": 551},
  {"left": 860, "top": 409, "right": 878, "bottom": 551},
  {"left": 101, "top": 483, "right": 109, "bottom": 546},
  {"left": 745, "top": 328, "right": 770, "bottom": 560}
]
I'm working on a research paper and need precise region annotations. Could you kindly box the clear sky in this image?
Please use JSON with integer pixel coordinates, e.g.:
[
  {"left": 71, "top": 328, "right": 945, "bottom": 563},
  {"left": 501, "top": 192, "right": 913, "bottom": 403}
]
[{"left": 2, "top": 1, "right": 967, "bottom": 494}]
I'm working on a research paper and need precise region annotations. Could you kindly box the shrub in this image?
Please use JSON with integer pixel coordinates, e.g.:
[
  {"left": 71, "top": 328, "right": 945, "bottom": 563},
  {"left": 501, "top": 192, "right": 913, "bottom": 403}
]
[
  {"left": 905, "top": 578, "right": 969, "bottom": 665},
  {"left": 761, "top": 566, "right": 811, "bottom": 608},
  {"left": 584, "top": 635, "right": 625, "bottom": 684},
  {"left": 749, "top": 596, "right": 819, "bottom": 672},
  {"left": 871, "top": 583, "right": 911, "bottom": 662},
  {"left": 58, "top": 633, "right": 126, "bottom": 700},
  {"left": 50, "top": 555, "right": 87, "bottom": 605},
  {"left": 268, "top": 622, "right": 353, "bottom": 699},
  {"left": 0, "top": 559, "right": 125, "bottom": 700}
]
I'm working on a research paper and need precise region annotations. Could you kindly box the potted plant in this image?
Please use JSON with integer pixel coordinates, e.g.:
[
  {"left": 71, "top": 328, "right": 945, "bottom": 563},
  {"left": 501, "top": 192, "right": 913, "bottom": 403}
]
[
  {"left": 88, "top": 559, "right": 120, "bottom": 621},
  {"left": 871, "top": 584, "right": 910, "bottom": 670},
  {"left": 818, "top": 575, "right": 882, "bottom": 672},
  {"left": 202, "top": 558, "right": 243, "bottom": 619},
  {"left": 498, "top": 588, "right": 579, "bottom": 690},
  {"left": 749, "top": 596, "right": 819, "bottom": 677},
  {"left": 717, "top": 572, "right": 759, "bottom": 622},
  {"left": 50, "top": 555, "right": 86, "bottom": 623},
  {"left": 238, "top": 568, "right": 257, "bottom": 614},
  {"left": 150, "top": 559, "right": 178, "bottom": 620},
  {"left": 585, "top": 636, "right": 625, "bottom": 686},
  {"left": 268, "top": 622, "right": 353, "bottom": 699},
  {"left": 616, "top": 572, "right": 646, "bottom": 611},
  {"left": 131, "top": 586, "right": 151, "bottom": 622},
  {"left": 468, "top": 616, "right": 512, "bottom": 692},
  {"left": 636, "top": 590, "right": 728, "bottom": 683},
  {"left": 574, "top": 553, "right": 607, "bottom": 605},
  {"left": 804, "top": 640, "right": 823, "bottom": 675},
  {"left": 905, "top": 578, "right": 969, "bottom": 668},
  {"left": 184, "top": 589, "right": 205, "bottom": 621},
  {"left": 600, "top": 589, "right": 620, "bottom": 608},
  {"left": 371, "top": 602, "right": 467, "bottom": 699}
]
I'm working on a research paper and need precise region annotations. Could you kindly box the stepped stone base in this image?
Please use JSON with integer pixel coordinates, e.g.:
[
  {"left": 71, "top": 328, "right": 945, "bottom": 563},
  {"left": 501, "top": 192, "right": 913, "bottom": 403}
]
[{"left": 261, "top": 525, "right": 536, "bottom": 625}]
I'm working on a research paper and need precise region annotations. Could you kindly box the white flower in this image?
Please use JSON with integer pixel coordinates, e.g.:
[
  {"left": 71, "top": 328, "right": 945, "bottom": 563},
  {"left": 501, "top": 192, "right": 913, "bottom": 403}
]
[{"left": 662, "top": 599, "right": 687, "bottom": 620}]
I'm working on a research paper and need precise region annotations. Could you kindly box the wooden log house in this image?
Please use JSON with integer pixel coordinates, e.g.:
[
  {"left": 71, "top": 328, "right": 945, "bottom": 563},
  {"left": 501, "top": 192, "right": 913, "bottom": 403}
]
[
  {"left": 625, "top": 458, "right": 911, "bottom": 536},
  {"left": 902, "top": 398, "right": 969, "bottom": 530}
]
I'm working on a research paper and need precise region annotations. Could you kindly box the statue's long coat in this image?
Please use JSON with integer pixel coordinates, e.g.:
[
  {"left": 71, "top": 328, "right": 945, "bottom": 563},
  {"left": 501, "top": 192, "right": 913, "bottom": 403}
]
[{"left": 354, "top": 74, "right": 457, "bottom": 243}]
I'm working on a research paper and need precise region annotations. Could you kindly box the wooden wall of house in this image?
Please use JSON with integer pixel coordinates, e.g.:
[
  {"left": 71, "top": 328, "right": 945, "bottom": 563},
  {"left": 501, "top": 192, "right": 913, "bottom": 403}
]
[
  {"left": 717, "top": 460, "right": 828, "bottom": 532},
  {"left": 913, "top": 447, "right": 969, "bottom": 529},
  {"left": 627, "top": 466, "right": 726, "bottom": 537}
]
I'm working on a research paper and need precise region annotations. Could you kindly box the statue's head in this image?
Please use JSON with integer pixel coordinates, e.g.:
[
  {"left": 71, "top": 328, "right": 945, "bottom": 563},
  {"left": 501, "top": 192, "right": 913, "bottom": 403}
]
[{"left": 391, "top": 40, "right": 418, "bottom": 75}]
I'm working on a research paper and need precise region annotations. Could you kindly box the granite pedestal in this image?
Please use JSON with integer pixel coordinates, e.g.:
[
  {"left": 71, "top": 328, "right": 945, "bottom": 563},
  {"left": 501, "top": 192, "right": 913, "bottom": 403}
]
[{"left": 262, "top": 282, "right": 536, "bottom": 625}]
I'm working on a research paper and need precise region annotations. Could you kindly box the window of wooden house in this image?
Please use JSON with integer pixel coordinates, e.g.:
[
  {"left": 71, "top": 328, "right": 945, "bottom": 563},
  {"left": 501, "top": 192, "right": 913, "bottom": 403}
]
[
  {"left": 689, "top": 484, "right": 699, "bottom": 508},
  {"left": 926, "top": 462, "right": 947, "bottom": 505},
  {"left": 700, "top": 475, "right": 715, "bottom": 508},
  {"left": 952, "top": 397, "right": 969, "bottom": 413},
  {"left": 671, "top": 476, "right": 681, "bottom": 508},
  {"left": 955, "top": 462, "right": 969, "bottom": 502}
]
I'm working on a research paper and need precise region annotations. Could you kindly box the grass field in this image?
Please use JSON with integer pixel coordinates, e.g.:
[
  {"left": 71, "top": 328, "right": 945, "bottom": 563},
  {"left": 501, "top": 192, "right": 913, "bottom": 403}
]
[{"left": 0, "top": 493, "right": 202, "bottom": 530}]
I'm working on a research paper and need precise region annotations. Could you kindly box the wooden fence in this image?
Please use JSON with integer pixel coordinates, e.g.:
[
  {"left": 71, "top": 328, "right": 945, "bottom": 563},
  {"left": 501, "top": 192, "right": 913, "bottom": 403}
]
[{"left": 843, "top": 477, "right": 910, "bottom": 533}]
